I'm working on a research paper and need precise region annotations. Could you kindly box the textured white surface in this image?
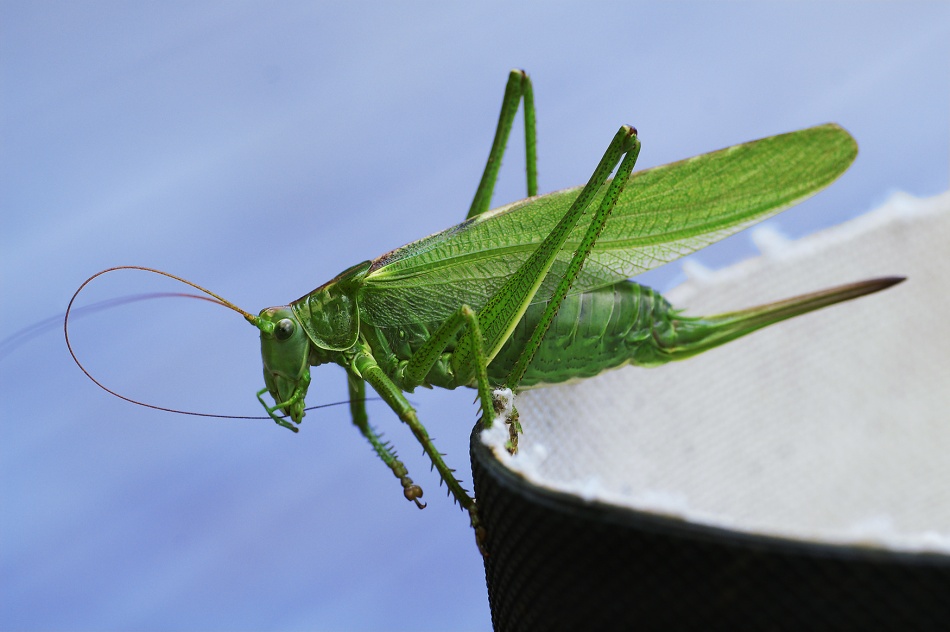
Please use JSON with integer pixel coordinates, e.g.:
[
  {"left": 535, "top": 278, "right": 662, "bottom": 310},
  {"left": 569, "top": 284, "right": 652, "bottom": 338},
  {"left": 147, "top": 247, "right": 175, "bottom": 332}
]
[{"left": 485, "top": 191, "right": 950, "bottom": 553}]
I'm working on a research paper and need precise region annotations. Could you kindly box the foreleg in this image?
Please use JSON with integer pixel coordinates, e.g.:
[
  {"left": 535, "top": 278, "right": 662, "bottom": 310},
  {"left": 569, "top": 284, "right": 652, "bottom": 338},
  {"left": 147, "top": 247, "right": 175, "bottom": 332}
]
[
  {"left": 353, "top": 349, "right": 478, "bottom": 519},
  {"left": 346, "top": 373, "right": 425, "bottom": 508}
]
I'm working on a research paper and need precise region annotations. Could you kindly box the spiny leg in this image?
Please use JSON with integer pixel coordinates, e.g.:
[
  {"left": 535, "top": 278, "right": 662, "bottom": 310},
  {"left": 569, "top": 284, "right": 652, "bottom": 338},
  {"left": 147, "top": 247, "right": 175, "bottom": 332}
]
[
  {"left": 452, "top": 125, "right": 641, "bottom": 450},
  {"left": 506, "top": 134, "right": 642, "bottom": 387},
  {"left": 353, "top": 348, "right": 477, "bottom": 515},
  {"left": 502, "top": 129, "right": 640, "bottom": 451},
  {"left": 453, "top": 126, "right": 641, "bottom": 386},
  {"left": 467, "top": 69, "right": 537, "bottom": 220},
  {"left": 346, "top": 373, "right": 425, "bottom": 508},
  {"left": 398, "top": 304, "right": 491, "bottom": 549}
]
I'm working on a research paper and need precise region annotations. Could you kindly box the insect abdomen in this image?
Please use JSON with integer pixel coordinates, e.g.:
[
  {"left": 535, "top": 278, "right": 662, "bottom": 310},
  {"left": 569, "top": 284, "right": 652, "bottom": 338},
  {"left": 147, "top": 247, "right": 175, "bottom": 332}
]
[{"left": 488, "top": 281, "right": 676, "bottom": 388}]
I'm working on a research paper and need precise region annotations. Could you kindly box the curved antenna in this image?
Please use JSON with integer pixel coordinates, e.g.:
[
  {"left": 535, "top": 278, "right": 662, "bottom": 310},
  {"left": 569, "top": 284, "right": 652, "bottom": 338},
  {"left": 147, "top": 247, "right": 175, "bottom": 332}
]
[{"left": 65, "top": 265, "right": 270, "bottom": 420}]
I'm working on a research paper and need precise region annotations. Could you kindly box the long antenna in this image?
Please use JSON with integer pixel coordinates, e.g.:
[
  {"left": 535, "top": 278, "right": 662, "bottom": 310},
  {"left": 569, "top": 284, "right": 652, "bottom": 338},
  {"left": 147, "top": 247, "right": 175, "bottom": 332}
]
[{"left": 65, "top": 265, "right": 272, "bottom": 419}]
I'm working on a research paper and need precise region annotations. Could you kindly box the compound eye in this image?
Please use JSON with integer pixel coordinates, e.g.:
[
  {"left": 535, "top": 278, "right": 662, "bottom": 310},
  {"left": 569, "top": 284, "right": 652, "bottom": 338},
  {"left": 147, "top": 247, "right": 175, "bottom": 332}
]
[{"left": 275, "top": 318, "right": 296, "bottom": 341}]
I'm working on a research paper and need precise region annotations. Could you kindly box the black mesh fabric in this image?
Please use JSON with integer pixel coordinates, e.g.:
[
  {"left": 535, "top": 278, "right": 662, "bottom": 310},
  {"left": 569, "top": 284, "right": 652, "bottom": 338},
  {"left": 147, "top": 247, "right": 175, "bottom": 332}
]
[{"left": 471, "top": 424, "right": 950, "bottom": 631}]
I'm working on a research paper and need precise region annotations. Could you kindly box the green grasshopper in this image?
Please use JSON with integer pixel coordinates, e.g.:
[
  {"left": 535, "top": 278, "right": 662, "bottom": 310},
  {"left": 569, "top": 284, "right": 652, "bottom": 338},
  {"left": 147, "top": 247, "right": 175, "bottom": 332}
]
[{"left": 70, "top": 70, "right": 902, "bottom": 540}]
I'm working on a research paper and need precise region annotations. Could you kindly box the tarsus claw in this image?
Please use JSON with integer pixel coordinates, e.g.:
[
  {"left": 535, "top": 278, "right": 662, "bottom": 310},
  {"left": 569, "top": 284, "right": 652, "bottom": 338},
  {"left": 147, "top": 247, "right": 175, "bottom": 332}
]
[{"left": 404, "top": 484, "right": 426, "bottom": 509}]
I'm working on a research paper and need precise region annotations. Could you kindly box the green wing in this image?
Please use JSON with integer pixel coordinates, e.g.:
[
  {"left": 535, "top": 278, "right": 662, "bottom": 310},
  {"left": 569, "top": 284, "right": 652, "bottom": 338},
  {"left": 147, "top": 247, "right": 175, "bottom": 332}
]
[{"left": 360, "top": 123, "right": 857, "bottom": 327}]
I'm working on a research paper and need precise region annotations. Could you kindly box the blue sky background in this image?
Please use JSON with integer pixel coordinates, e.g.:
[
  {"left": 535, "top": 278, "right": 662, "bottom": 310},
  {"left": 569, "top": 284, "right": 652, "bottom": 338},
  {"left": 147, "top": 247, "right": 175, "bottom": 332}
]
[{"left": 2, "top": 3, "right": 948, "bottom": 630}]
